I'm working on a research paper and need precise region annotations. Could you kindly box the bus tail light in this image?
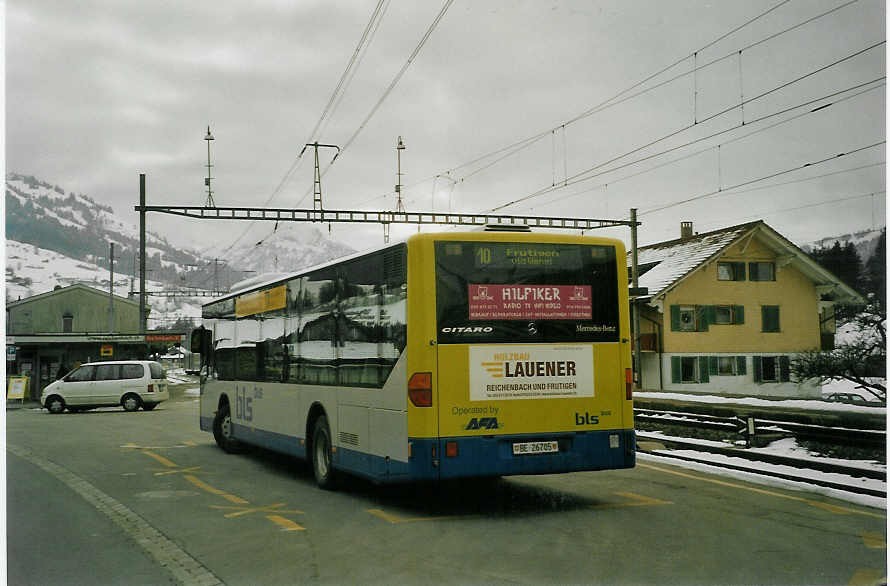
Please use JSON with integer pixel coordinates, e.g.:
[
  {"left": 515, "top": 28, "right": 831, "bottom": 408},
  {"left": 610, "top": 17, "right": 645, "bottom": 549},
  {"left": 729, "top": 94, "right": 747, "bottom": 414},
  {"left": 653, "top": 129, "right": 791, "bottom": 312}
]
[
  {"left": 625, "top": 368, "right": 633, "bottom": 400},
  {"left": 408, "top": 372, "right": 433, "bottom": 407},
  {"left": 445, "top": 441, "right": 459, "bottom": 458}
]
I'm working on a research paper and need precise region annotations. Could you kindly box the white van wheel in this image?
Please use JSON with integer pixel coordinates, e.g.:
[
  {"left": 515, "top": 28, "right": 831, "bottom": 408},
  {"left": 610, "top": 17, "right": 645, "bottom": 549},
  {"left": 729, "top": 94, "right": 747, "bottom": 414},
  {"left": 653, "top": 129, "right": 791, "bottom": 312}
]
[
  {"left": 46, "top": 396, "right": 66, "bottom": 414},
  {"left": 122, "top": 394, "right": 141, "bottom": 412}
]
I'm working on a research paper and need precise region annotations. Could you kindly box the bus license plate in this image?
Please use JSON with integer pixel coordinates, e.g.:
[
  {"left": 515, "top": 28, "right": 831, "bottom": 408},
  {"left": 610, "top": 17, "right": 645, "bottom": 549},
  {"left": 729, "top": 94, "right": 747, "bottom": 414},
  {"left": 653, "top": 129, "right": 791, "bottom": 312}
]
[{"left": 513, "top": 441, "right": 559, "bottom": 455}]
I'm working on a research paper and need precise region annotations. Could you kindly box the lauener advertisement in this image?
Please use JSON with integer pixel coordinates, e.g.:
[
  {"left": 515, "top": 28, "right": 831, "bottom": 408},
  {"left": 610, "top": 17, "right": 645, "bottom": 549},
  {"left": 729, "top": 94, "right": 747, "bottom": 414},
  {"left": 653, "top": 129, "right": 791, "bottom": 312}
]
[{"left": 469, "top": 345, "right": 594, "bottom": 401}]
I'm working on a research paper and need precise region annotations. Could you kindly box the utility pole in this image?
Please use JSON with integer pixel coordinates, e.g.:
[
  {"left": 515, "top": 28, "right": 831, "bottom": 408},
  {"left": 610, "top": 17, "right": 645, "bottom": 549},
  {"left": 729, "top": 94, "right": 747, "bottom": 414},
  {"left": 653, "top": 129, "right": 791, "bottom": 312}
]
[
  {"left": 204, "top": 126, "right": 216, "bottom": 207},
  {"left": 108, "top": 242, "right": 115, "bottom": 333},
  {"left": 299, "top": 142, "right": 340, "bottom": 212},
  {"left": 139, "top": 174, "right": 147, "bottom": 334},
  {"left": 395, "top": 136, "right": 406, "bottom": 213},
  {"left": 630, "top": 208, "right": 641, "bottom": 391}
]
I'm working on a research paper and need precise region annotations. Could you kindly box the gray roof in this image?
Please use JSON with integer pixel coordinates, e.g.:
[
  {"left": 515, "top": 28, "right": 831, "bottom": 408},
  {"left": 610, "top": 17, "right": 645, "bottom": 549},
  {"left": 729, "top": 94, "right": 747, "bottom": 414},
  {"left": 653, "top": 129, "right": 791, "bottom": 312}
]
[{"left": 629, "top": 221, "right": 863, "bottom": 304}]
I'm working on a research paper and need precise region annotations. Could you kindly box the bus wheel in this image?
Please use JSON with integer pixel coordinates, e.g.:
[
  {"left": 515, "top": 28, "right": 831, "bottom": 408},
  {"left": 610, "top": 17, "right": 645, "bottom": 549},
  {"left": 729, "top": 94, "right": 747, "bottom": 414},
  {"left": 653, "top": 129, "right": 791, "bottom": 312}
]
[
  {"left": 311, "top": 415, "right": 338, "bottom": 490},
  {"left": 213, "top": 402, "right": 242, "bottom": 453}
]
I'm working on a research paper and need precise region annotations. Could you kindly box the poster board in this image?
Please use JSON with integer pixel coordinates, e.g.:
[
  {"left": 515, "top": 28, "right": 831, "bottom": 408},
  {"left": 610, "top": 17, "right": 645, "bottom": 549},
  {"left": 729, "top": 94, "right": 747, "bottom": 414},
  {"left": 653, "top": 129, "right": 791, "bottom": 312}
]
[{"left": 6, "top": 376, "right": 29, "bottom": 403}]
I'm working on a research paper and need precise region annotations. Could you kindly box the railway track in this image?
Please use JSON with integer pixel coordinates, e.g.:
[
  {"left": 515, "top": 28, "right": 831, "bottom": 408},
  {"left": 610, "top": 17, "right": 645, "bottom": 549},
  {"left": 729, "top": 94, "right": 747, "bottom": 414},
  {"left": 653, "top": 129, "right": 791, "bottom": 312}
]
[{"left": 635, "top": 407, "right": 886, "bottom": 499}]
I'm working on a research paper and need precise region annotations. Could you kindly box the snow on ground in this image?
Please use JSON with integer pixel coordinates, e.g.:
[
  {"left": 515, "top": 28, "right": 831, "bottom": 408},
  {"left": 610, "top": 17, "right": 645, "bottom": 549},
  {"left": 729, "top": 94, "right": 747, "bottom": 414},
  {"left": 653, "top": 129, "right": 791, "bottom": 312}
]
[
  {"left": 636, "top": 389, "right": 886, "bottom": 414},
  {"left": 638, "top": 452, "right": 885, "bottom": 510}
]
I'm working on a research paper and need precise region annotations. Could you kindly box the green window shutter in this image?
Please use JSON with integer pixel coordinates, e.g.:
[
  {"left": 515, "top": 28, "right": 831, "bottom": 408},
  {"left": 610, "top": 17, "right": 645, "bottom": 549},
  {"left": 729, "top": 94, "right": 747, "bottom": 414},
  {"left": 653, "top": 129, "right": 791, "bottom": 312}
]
[
  {"left": 762, "top": 306, "right": 780, "bottom": 332},
  {"left": 752, "top": 356, "right": 762, "bottom": 382},
  {"left": 709, "top": 356, "right": 718, "bottom": 376},
  {"left": 696, "top": 305, "right": 710, "bottom": 332},
  {"left": 671, "top": 357, "right": 682, "bottom": 384},
  {"left": 779, "top": 356, "right": 791, "bottom": 382},
  {"left": 734, "top": 262, "right": 746, "bottom": 281},
  {"left": 698, "top": 357, "right": 709, "bottom": 383},
  {"left": 733, "top": 305, "right": 745, "bottom": 324},
  {"left": 736, "top": 356, "right": 747, "bottom": 375},
  {"left": 670, "top": 305, "right": 681, "bottom": 331}
]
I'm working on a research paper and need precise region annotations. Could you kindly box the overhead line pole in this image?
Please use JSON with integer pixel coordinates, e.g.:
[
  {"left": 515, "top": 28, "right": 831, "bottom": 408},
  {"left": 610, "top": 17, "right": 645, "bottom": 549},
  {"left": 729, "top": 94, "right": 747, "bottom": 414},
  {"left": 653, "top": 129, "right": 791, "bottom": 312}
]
[{"left": 139, "top": 174, "right": 147, "bottom": 334}]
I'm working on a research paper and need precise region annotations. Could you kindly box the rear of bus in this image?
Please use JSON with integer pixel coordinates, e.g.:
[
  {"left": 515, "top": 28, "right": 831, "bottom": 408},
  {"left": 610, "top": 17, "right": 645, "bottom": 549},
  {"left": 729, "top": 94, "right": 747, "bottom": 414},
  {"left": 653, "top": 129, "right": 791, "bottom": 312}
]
[{"left": 405, "top": 231, "right": 635, "bottom": 480}]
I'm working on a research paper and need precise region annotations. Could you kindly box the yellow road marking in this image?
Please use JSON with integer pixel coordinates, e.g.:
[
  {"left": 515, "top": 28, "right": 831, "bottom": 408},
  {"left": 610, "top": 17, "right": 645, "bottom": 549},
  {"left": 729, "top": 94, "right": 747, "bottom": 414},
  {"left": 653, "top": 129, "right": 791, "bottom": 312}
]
[
  {"left": 861, "top": 532, "right": 887, "bottom": 549},
  {"left": 125, "top": 444, "right": 307, "bottom": 533},
  {"left": 184, "top": 474, "right": 249, "bottom": 505},
  {"left": 209, "top": 502, "right": 304, "bottom": 519},
  {"left": 639, "top": 462, "right": 886, "bottom": 520},
  {"left": 153, "top": 466, "right": 202, "bottom": 477},
  {"left": 366, "top": 508, "right": 462, "bottom": 524},
  {"left": 121, "top": 442, "right": 195, "bottom": 450},
  {"left": 266, "top": 515, "right": 306, "bottom": 531},
  {"left": 848, "top": 568, "right": 886, "bottom": 585},
  {"left": 590, "top": 491, "right": 672, "bottom": 509},
  {"left": 142, "top": 450, "right": 179, "bottom": 469}
]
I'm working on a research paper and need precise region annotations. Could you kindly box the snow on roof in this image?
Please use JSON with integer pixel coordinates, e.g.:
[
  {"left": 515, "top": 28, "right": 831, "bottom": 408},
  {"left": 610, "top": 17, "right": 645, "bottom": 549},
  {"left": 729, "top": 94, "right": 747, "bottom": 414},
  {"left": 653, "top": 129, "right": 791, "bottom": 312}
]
[{"left": 631, "top": 222, "right": 757, "bottom": 301}]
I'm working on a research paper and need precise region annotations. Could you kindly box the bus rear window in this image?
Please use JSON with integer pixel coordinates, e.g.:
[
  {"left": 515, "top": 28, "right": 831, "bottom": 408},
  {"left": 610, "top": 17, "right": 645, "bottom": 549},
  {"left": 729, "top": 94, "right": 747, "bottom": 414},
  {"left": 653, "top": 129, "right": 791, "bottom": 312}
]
[{"left": 435, "top": 241, "right": 620, "bottom": 344}]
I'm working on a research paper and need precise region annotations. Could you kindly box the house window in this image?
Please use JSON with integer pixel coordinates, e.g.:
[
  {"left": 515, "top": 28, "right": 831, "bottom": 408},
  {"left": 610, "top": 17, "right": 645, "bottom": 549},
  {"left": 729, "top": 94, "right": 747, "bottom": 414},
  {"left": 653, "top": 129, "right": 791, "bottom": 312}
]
[
  {"left": 714, "top": 305, "right": 745, "bottom": 325},
  {"left": 678, "top": 306, "right": 696, "bottom": 331},
  {"left": 749, "top": 262, "right": 776, "bottom": 281},
  {"left": 717, "top": 262, "right": 746, "bottom": 281},
  {"left": 671, "top": 305, "right": 743, "bottom": 329},
  {"left": 761, "top": 306, "right": 780, "bottom": 332},
  {"left": 717, "top": 356, "right": 737, "bottom": 375},
  {"left": 670, "top": 356, "right": 710, "bottom": 383},
  {"left": 681, "top": 357, "right": 699, "bottom": 382},
  {"left": 671, "top": 305, "right": 709, "bottom": 332},
  {"left": 753, "top": 355, "right": 791, "bottom": 382},
  {"left": 62, "top": 313, "right": 73, "bottom": 333}
]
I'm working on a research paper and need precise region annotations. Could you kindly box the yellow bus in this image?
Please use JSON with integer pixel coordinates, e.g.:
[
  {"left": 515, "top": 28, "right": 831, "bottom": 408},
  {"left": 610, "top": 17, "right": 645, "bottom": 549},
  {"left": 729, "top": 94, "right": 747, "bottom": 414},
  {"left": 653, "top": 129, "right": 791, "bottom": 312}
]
[{"left": 197, "top": 229, "right": 635, "bottom": 488}]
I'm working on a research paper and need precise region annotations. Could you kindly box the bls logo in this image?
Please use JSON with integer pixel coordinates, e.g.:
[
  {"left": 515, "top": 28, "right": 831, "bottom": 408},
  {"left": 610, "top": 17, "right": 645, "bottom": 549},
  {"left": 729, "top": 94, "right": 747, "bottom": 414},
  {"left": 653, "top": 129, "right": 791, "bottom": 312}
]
[
  {"left": 466, "top": 417, "right": 500, "bottom": 430},
  {"left": 574, "top": 412, "right": 600, "bottom": 425}
]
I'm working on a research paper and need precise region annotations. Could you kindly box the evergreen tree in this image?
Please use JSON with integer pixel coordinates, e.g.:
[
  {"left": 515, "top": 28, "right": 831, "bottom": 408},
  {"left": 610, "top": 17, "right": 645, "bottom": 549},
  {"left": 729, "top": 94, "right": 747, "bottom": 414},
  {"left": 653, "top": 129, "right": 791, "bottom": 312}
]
[
  {"left": 863, "top": 231, "right": 886, "bottom": 310},
  {"left": 810, "top": 240, "right": 864, "bottom": 292}
]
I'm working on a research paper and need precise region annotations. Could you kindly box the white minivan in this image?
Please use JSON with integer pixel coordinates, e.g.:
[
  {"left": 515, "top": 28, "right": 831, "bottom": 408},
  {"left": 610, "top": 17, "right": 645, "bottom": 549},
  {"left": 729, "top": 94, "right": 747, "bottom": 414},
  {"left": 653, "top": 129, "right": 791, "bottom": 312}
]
[{"left": 41, "top": 360, "right": 169, "bottom": 414}]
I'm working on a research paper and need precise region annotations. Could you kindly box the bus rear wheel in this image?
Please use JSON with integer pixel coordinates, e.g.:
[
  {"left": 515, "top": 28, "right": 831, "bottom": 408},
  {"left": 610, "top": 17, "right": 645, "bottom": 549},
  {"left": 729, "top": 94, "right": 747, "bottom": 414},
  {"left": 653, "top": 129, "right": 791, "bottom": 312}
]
[
  {"left": 213, "top": 402, "right": 242, "bottom": 453},
  {"left": 311, "top": 415, "right": 338, "bottom": 490}
]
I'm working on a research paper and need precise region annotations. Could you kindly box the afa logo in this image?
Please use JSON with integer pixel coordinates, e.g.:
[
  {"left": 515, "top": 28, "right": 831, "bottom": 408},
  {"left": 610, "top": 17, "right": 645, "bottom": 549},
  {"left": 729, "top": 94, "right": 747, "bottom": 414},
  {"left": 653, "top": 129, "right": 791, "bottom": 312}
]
[{"left": 465, "top": 417, "right": 500, "bottom": 430}]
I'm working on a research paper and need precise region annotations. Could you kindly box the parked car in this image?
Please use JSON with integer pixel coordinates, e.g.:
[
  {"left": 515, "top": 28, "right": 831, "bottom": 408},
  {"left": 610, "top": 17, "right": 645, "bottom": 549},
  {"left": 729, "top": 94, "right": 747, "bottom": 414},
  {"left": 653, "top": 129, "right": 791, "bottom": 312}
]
[
  {"left": 41, "top": 360, "right": 169, "bottom": 414},
  {"left": 823, "top": 392, "right": 884, "bottom": 407}
]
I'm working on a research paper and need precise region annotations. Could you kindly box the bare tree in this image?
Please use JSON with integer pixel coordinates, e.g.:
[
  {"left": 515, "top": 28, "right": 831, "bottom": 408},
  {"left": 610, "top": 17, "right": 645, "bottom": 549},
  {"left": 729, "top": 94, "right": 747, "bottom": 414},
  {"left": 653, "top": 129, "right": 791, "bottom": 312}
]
[{"left": 792, "top": 298, "right": 886, "bottom": 402}]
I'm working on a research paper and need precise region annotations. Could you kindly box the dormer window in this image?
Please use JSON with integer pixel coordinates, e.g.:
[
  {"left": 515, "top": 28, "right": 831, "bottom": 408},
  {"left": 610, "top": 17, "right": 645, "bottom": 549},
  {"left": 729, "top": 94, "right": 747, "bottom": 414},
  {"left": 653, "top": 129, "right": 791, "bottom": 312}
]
[
  {"left": 62, "top": 313, "right": 73, "bottom": 333},
  {"left": 717, "top": 262, "right": 746, "bottom": 281},
  {"left": 749, "top": 262, "right": 776, "bottom": 281}
]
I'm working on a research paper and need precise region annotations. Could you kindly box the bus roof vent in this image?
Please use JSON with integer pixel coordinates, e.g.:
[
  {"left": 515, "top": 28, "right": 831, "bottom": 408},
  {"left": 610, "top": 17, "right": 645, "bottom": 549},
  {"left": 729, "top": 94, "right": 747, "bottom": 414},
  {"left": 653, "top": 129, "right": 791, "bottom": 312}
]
[{"left": 479, "top": 223, "right": 532, "bottom": 232}]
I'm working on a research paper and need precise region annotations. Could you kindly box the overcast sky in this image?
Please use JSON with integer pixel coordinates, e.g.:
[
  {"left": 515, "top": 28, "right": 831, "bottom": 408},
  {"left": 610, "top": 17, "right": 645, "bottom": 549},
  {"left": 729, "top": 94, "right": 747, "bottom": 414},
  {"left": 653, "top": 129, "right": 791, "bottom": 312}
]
[{"left": 6, "top": 0, "right": 886, "bottom": 255}]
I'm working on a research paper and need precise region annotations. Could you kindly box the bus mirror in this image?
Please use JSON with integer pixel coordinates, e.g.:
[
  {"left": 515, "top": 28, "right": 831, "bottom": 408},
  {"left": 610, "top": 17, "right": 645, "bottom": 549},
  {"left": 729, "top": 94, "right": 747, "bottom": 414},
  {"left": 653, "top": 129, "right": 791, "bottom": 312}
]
[{"left": 191, "top": 326, "right": 211, "bottom": 355}]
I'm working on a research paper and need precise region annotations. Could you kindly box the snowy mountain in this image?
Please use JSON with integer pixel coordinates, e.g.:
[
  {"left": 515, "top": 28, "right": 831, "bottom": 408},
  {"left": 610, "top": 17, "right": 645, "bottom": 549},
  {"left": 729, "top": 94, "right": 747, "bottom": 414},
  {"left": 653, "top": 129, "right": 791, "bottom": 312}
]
[
  {"left": 803, "top": 227, "right": 885, "bottom": 265},
  {"left": 5, "top": 173, "right": 355, "bottom": 328}
]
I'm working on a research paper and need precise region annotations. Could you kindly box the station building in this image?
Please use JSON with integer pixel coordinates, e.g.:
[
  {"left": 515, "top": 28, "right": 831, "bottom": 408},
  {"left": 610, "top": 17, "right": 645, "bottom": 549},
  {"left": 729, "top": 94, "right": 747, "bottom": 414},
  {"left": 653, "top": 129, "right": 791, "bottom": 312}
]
[{"left": 6, "top": 283, "right": 183, "bottom": 400}]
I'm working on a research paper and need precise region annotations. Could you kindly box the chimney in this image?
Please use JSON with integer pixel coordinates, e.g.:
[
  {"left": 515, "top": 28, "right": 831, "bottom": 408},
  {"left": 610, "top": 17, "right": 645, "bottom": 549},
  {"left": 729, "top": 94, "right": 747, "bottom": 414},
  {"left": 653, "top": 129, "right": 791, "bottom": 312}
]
[{"left": 680, "top": 221, "right": 694, "bottom": 239}]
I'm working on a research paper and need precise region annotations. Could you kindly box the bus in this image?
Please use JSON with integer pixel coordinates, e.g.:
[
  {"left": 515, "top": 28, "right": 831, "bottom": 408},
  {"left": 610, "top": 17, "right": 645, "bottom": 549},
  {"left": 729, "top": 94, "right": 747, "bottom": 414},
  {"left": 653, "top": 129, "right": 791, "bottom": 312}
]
[{"left": 196, "top": 229, "right": 635, "bottom": 489}]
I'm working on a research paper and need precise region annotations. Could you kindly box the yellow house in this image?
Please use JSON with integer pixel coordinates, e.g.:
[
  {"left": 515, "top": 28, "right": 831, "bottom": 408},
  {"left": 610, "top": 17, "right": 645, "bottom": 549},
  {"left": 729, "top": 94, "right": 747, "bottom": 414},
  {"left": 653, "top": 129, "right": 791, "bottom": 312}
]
[{"left": 632, "top": 221, "right": 863, "bottom": 398}]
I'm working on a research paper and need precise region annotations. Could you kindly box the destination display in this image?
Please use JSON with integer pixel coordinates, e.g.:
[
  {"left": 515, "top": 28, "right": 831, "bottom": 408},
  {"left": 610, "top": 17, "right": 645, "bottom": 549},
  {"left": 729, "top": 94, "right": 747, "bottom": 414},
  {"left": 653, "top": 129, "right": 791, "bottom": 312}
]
[{"left": 467, "top": 284, "right": 592, "bottom": 320}]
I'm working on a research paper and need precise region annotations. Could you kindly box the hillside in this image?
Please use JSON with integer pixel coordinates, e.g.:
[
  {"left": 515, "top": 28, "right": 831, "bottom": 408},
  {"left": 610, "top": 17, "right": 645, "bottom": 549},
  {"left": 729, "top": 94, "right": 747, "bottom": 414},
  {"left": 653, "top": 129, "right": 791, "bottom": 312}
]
[{"left": 5, "top": 173, "right": 355, "bottom": 328}]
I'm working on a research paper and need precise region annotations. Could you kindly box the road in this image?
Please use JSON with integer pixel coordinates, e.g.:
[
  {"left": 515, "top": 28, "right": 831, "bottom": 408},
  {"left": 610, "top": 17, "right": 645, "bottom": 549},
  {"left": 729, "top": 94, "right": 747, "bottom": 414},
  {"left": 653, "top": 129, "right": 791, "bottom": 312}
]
[{"left": 6, "top": 389, "right": 886, "bottom": 586}]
